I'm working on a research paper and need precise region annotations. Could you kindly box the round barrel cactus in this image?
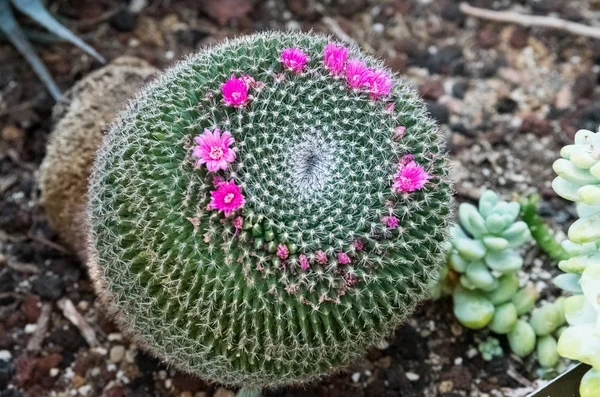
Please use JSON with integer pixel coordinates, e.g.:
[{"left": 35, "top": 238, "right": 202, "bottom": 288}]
[{"left": 87, "top": 32, "right": 451, "bottom": 387}]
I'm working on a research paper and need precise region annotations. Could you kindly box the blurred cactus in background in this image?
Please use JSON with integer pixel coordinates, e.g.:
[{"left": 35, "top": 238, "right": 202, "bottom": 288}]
[{"left": 551, "top": 128, "right": 600, "bottom": 397}]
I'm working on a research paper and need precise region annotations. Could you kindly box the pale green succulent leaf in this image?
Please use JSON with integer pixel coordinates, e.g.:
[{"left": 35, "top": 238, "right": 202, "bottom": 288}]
[
  {"left": 580, "top": 368, "right": 600, "bottom": 397},
  {"left": 508, "top": 320, "right": 536, "bottom": 357},
  {"left": 458, "top": 203, "right": 488, "bottom": 237},
  {"left": 478, "top": 190, "right": 498, "bottom": 218},
  {"left": 578, "top": 185, "right": 600, "bottom": 206},
  {"left": 552, "top": 176, "right": 582, "bottom": 202},
  {"left": 489, "top": 302, "right": 517, "bottom": 334},
  {"left": 482, "top": 236, "right": 510, "bottom": 251},
  {"left": 568, "top": 213, "right": 600, "bottom": 244},
  {"left": 529, "top": 302, "right": 564, "bottom": 336},
  {"left": 557, "top": 324, "right": 600, "bottom": 368},
  {"left": 484, "top": 250, "right": 523, "bottom": 273},
  {"left": 512, "top": 284, "right": 540, "bottom": 316},
  {"left": 455, "top": 237, "right": 487, "bottom": 261},
  {"left": 564, "top": 295, "right": 597, "bottom": 326},
  {"left": 485, "top": 213, "right": 506, "bottom": 234},
  {"left": 449, "top": 251, "right": 469, "bottom": 273},
  {"left": 553, "top": 158, "right": 599, "bottom": 186},
  {"left": 466, "top": 260, "right": 498, "bottom": 291},
  {"left": 577, "top": 202, "right": 600, "bottom": 218},
  {"left": 536, "top": 335, "right": 559, "bottom": 368},
  {"left": 554, "top": 273, "right": 583, "bottom": 293},
  {"left": 484, "top": 273, "right": 519, "bottom": 305},
  {"left": 452, "top": 288, "right": 494, "bottom": 330}
]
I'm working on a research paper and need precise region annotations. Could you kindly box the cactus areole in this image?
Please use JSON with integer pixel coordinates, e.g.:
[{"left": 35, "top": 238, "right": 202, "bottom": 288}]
[{"left": 87, "top": 32, "right": 451, "bottom": 387}]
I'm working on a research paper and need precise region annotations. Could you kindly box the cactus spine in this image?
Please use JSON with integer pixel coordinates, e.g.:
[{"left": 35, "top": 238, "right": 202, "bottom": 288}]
[{"left": 85, "top": 32, "right": 452, "bottom": 387}]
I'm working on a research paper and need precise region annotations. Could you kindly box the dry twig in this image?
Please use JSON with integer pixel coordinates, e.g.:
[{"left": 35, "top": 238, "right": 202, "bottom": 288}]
[
  {"left": 26, "top": 303, "right": 52, "bottom": 351},
  {"left": 460, "top": 3, "right": 600, "bottom": 39},
  {"left": 58, "top": 298, "right": 99, "bottom": 347}
]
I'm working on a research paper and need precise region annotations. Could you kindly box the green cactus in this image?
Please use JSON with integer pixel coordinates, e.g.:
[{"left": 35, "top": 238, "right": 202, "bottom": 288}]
[
  {"left": 551, "top": 128, "right": 600, "bottom": 397},
  {"left": 85, "top": 32, "right": 452, "bottom": 387}
]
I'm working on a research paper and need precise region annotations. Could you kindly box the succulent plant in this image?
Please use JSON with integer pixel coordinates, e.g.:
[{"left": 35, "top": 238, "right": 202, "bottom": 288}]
[
  {"left": 439, "top": 190, "right": 569, "bottom": 367},
  {"left": 478, "top": 336, "right": 503, "bottom": 361},
  {"left": 442, "top": 191, "right": 530, "bottom": 328},
  {"left": 48, "top": 31, "right": 455, "bottom": 388},
  {"left": 551, "top": 128, "right": 600, "bottom": 397}
]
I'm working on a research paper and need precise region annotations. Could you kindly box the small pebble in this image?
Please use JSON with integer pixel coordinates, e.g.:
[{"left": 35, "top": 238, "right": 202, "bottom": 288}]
[
  {"left": 406, "top": 372, "right": 420, "bottom": 381},
  {"left": 213, "top": 388, "right": 235, "bottom": 397},
  {"left": 24, "top": 324, "right": 37, "bottom": 334},
  {"left": 108, "top": 333, "right": 123, "bottom": 342},
  {"left": 110, "top": 345, "right": 125, "bottom": 363},
  {"left": 0, "top": 351, "right": 12, "bottom": 361},
  {"left": 31, "top": 273, "right": 64, "bottom": 300},
  {"left": 351, "top": 372, "right": 361, "bottom": 383}
]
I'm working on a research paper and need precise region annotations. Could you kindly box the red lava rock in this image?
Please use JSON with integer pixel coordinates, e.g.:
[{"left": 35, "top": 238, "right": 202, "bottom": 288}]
[
  {"left": 14, "top": 354, "right": 37, "bottom": 386},
  {"left": 97, "top": 309, "right": 118, "bottom": 334},
  {"left": 384, "top": 54, "right": 407, "bottom": 74},
  {"left": 203, "top": 0, "right": 253, "bottom": 26},
  {"left": 476, "top": 28, "right": 499, "bottom": 49},
  {"left": 572, "top": 72, "right": 596, "bottom": 100},
  {"left": 34, "top": 353, "right": 62, "bottom": 388},
  {"left": 6, "top": 311, "right": 22, "bottom": 328},
  {"left": 520, "top": 115, "right": 551, "bottom": 136},
  {"left": 419, "top": 79, "right": 445, "bottom": 100},
  {"left": 104, "top": 385, "right": 126, "bottom": 397},
  {"left": 20, "top": 295, "right": 41, "bottom": 323},
  {"left": 1, "top": 125, "right": 25, "bottom": 144},
  {"left": 440, "top": 365, "right": 472, "bottom": 391},
  {"left": 172, "top": 372, "right": 208, "bottom": 392},
  {"left": 72, "top": 351, "right": 104, "bottom": 377},
  {"left": 509, "top": 27, "right": 529, "bottom": 49}
]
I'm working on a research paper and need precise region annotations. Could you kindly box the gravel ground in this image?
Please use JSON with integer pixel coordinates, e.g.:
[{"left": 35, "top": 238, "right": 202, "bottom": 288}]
[{"left": 1, "top": 0, "right": 599, "bottom": 396}]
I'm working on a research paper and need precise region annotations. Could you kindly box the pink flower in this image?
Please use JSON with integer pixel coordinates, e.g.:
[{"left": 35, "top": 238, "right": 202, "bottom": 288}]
[
  {"left": 344, "top": 273, "right": 357, "bottom": 286},
  {"left": 281, "top": 48, "right": 309, "bottom": 74},
  {"left": 393, "top": 158, "right": 430, "bottom": 193},
  {"left": 394, "top": 126, "right": 406, "bottom": 140},
  {"left": 277, "top": 244, "right": 289, "bottom": 260},
  {"left": 323, "top": 42, "right": 348, "bottom": 75},
  {"left": 399, "top": 154, "right": 414, "bottom": 165},
  {"left": 337, "top": 252, "right": 351, "bottom": 265},
  {"left": 221, "top": 74, "right": 249, "bottom": 107},
  {"left": 232, "top": 216, "right": 244, "bottom": 231},
  {"left": 345, "top": 59, "right": 372, "bottom": 89},
  {"left": 299, "top": 254, "right": 310, "bottom": 271},
  {"left": 193, "top": 128, "right": 236, "bottom": 172},
  {"left": 353, "top": 239, "right": 364, "bottom": 251},
  {"left": 315, "top": 250, "right": 328, "bottom": 265},
  {"left": 382, "top": 216, "right": 399, "bottom": 229},
  {"left": 240, "top": 75, "right": 264, "bottom": 90},
  {"left": 212, "top": 174, "right": 225, "bottom": 188},
  {"left": 386, "top": 102, "right": 395, "bottom": 113},
  {"left": 367, "top": 69, "right": 392, "bottom": 99},
  {"left": 209, "top": 181, "right": 245, "bottom": 216}
]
